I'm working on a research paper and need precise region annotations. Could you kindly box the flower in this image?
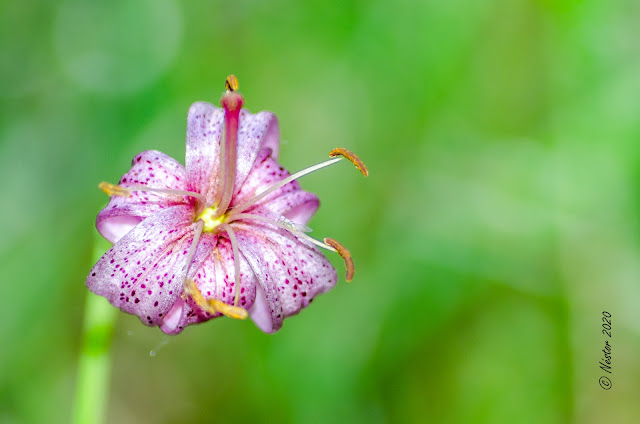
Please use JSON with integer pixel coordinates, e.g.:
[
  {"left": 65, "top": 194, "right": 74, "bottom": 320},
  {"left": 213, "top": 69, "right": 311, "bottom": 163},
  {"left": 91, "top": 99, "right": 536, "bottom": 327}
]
[{"left": 86, "top": 76, "right": 368, "bottom": 334}]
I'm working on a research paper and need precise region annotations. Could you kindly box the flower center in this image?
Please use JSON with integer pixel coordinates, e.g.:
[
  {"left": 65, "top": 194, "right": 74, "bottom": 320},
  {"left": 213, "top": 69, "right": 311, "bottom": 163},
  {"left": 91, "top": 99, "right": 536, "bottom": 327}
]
[{"left": 196, "top": 206, "right": 227, "bottom": 233}]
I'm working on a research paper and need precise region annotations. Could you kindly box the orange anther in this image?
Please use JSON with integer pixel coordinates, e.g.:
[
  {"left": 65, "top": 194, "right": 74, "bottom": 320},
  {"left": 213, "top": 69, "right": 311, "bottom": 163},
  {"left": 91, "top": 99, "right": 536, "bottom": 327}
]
[
  {"left": 324, "top": 238, "right": 355, "bottom": 282},
  {"left": 329, "top": 148, "right": 369, "bottom": 177}
]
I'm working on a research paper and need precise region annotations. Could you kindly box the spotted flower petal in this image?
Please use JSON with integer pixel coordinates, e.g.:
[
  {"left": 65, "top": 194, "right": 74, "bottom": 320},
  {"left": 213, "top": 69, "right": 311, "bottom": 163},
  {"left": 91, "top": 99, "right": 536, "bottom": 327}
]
[
  {"left": 236, "top": 224, "right": 336, "bottom": 333},
  {"left": 233, "top": 147, "right": 319, "bottom": 225},
  {"left": 97, "top": 150, "right": 189, "bottom": 243},
  {"left": 185, "top": 102, "right": 279, "bottom": 204},
  {"left": 88, "top": 205, "right": 200, "bottom": 326},
  {"left": 160, "top": 236, "right": 258, "bottom": 334}
]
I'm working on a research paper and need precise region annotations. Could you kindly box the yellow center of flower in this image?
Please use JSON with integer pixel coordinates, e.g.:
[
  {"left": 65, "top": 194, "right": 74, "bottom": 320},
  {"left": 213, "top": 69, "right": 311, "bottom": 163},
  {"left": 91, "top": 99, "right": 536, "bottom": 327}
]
[{"left": 197, "top": 206, "right": 227, "bottom": 232}]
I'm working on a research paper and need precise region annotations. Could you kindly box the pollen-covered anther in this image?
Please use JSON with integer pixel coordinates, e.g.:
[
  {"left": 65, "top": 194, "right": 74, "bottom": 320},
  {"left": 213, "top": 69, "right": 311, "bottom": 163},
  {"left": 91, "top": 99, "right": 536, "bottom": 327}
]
[
  {"left": 221, "top": 76, "right": 244, "bottom": 112},
  {"left": 207, "top": 298, "right": 248, "bottom": 320},
  {"left": 329, "top": 148, "right": 369, "bottom": 177},
  {"left": 98, "top": 182, "right": 130, "bottom": 197},
  {"left": 184, "top": 279, "right": 247, "bottom": 319},
  {"left": 323, "top": 238, "right": 355, "bottom": 282},
  {"left": 225, "top": 74, "right": 239, "bottom": 92},
  {"left": 183, "top": 278, "right": 209, "bottom": 310}
]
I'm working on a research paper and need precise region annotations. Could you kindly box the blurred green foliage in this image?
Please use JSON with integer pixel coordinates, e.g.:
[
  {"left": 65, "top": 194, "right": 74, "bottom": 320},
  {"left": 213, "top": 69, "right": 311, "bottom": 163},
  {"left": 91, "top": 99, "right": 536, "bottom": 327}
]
[{"left": 1, "top": 0, "right": 639, "bottom": 423}]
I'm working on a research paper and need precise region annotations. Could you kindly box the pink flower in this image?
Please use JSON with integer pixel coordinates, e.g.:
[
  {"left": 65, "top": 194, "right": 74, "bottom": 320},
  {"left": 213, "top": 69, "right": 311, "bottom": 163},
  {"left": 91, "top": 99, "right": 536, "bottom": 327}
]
[{"left": 87, "top": 76, "right": 368, "bottom": 334}]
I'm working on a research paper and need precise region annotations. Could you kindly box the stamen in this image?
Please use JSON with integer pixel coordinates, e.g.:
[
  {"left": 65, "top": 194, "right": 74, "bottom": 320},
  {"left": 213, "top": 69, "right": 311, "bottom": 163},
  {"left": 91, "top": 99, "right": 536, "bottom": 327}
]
[
  {"left": 277, "top": 215, "right": 312, "bottom": 233},
  {"left": 181, "top": 220, "right": 205, "bottom": 291},
  {"left": 229, "top": 214, "right": 357, "bottom": 282},
  {"left": 229, "top": 213, "right": 334, "bottom": 253},
  {"left": 183, "top": 279, "right": 248, "bottom": 320},
  {"left": 182, "top": 220, "right": 248, "bottom": 320},
  {"left": 99, "top": 182, "right": 131, "bottom": 197},
  {"left": 229, "top": 148, "right": 367, "bottom": 217},
  {"left": 214, "top": 76, "right": 244, "bottom": 217},
  {"left": 329, "top": 148, "right": 369, "bottom": 176},
  {"left": 229, "top": 157, "right": 343, "bottom": 216},
  {"left": 227, "top": 213, "right": 312, "bottom": 233},
  {"left": 207, "top": 298, "right": 248, "bottom": 320},
  {"left": 98, "top": 181, "right": 206, "bottom": 204},
  {"left": 324, "top": 238, "right": 354, "bottom": 282},
  {"left": 183, "top": 278, "right": 208, "bottom": 310},
  {"left": 218, "top": 223, "right": 241, "bottom": 306}
]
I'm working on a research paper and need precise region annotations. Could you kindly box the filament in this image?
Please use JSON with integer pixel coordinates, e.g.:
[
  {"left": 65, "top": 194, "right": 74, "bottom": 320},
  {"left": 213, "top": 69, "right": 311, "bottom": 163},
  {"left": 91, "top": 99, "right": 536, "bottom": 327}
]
[
  {"left": 181, "top": 220, "right": 205, "bottom": 291},
  {"left": 229, "top": 157, "right": 343, "bottom": 216},
  {"left": 218, "top": 223, "right": 241, "bottom": 306},
  {"left": 99, "top": 182, "right": 206, "bottom": 205}
]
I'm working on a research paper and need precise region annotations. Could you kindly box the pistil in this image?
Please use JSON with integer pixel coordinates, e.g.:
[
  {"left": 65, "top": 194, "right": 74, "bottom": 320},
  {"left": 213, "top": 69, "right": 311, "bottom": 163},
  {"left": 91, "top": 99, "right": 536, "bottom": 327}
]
[{"left": 213, "top": 75, "right": 244, "bottom": 217}]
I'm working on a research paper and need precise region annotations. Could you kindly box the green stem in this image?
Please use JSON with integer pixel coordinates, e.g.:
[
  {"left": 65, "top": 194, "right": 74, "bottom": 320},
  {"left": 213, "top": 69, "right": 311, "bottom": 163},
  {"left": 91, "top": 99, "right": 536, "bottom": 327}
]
[{"left": 73, "top": 236, "right": 116, "bottom": 424}]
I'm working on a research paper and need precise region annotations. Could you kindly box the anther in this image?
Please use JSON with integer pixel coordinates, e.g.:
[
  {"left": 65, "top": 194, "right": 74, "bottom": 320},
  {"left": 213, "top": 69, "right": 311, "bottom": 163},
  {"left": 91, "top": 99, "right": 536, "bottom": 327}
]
[
  {"left": 207, "top": 298, "right": 248, "bottom": 320},
  {"left": 215, "top": 76, "right": 244, "bottom": 216},
  {"left": 323, "top": 238, "right": 355, "bottom": 282},
  {"left": 184, "top": 279, "right": 248, "bottom": 320},
  {"left": 225, "top": 75, "right": 239, "bottom": 92},
  {"left": 329, "top": 148, "right": 369, "bottom": 177},
  {"left": 99, "top": 182, "right": 130, "bottom": 197},
  {"left": 184, "top": 278, "right": 207, "bottom": 309}
]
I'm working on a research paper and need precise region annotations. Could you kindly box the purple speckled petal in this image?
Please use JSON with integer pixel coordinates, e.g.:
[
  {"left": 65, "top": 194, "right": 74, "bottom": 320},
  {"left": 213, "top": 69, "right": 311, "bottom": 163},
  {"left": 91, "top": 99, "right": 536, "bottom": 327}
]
[
  {"left": 185, "top": 102, "right": 279, "bottom": 204},
  {"left": 160, "top": 235, "right": 258, "bottom": 334},
  {"left": 97, "top": 150, "right": 189, "bottom": 244},
  {"left": 87, "top": 205, "right": 198, "bottom": 327},
  {"left": 232, "top": 148, "right": 319, "bottom": 224},
  {"left": 159, "top": 232, "right": 218, "bottom": 334},
  {"left": 236, "top": 224, "right": 337, "bottom": 333},
  {"left": 236, "top": 230, "right": 284, "bottom": 333},
  {"left": 234, "top": 109, "right": 279, "bottom": 196},
  {"left": 185, "top": 102, "right": 225, "bottom": 203}
]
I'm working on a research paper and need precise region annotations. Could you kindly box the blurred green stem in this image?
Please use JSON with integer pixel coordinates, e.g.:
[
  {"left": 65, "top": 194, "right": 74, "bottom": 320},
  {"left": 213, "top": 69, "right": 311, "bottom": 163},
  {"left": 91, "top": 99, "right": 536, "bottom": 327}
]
[{"left": 73, "top": 236, "right": 116, "bottom": 424}]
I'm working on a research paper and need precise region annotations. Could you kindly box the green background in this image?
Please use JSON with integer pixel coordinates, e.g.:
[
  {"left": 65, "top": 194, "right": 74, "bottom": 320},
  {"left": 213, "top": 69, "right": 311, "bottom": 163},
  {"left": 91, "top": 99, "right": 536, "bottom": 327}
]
[{"left": 1, "top": 0, "right": 638, "bottom": 423}]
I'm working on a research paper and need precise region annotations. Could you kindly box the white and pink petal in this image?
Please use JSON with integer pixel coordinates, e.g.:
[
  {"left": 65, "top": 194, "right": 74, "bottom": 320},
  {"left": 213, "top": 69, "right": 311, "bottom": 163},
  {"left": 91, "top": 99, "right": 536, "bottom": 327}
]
[
  {"left": 160, "top": 235, "right": 258, "bottom": 334},
  {"left": 185, "top": 102, "right": 225, "bottom": 203},
  {"left": 236, "top": 224, "right": 337, "bottom": 333},
  {"left": 234, "top": 109, "right": 280, "bottom": 196},
  {"left": 97, "top": 150, "right": 190, "bottom": 243},
  {"left": 88, "top": 205, "right": 199, "bottom": 327},
  {"left": 232, "top": 148, "right": 320, "bottom": 225},
  {"left": 185, "top": 102, "right": 280, "bottom": 205}
]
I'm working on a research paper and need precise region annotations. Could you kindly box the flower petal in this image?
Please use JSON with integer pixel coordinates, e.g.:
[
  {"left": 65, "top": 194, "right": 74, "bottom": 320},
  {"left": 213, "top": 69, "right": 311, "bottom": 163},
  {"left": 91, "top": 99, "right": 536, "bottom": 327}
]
[
  {"left": 235, "top": 109, "right": 280, "bottom": 194},
  {"left": 235, "top": 230, "right": 284, "bottom": 333},
  {"left": 185, "top": 102, "right": 225, "bottom": 202},
  {"left": 185, "top": 102, "right": 279, "bottom": 204},
  {"left": 87, "top": 205, "right": 198, "bottom": 327},
  {"left": 159, "top": 234, "right": 258, "bottom": 334},
  {"left": 97, "top": 150, "right": 189, "bottom": 243},
  {"left": 236, "top": 224, "right": 337, "bottom": 333}
]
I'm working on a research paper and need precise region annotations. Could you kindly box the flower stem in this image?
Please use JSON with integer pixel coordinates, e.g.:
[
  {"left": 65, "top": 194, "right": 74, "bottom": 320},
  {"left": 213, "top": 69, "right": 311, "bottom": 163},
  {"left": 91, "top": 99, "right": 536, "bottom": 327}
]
[{"left": 73, "top": 236, "right": 117, "bottom": 424}]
